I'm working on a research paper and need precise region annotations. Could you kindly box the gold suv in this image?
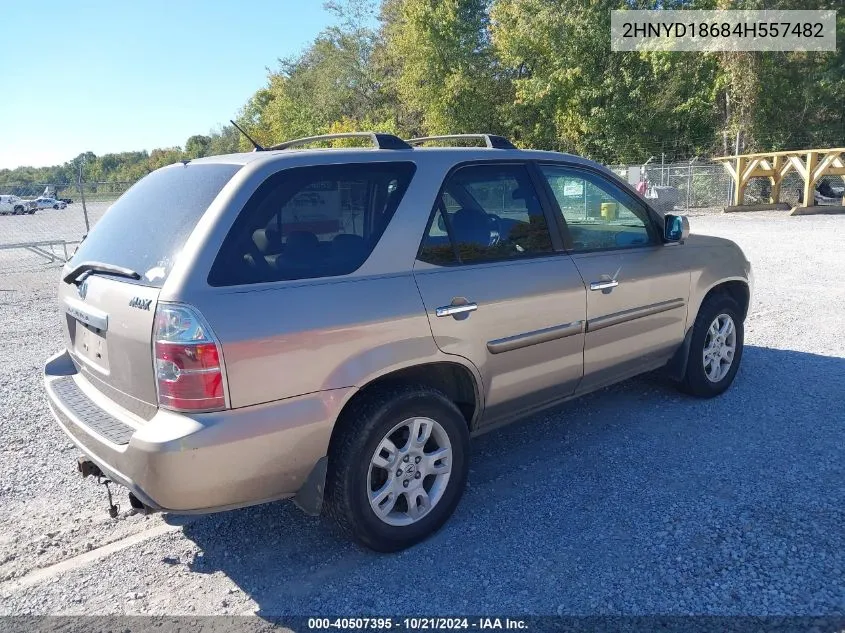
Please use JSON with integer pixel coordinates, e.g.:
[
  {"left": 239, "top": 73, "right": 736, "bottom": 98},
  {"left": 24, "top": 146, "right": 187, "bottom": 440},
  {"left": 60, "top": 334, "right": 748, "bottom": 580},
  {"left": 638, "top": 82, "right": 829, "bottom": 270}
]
[{"left": 44, "top": 133, "right": 752, "bottom": 551}]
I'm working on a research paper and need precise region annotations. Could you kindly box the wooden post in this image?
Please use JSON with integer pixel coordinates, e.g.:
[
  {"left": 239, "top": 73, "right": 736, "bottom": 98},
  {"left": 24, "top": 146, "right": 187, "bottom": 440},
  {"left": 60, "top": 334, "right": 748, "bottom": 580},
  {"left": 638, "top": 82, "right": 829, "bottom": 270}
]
[
  {"left": 769, "top": 156, "right": 782, "bottom": 203},
  {"left": 802, "top": 151, "right": 819, "bottom": 208},
  {"left": 733, "top": 155, "right": 747, "bottom": 205},
  {"left": 832, "top": 156, "right": 845, "bottom": 205},
  {"left": 730, "top": 130, "right": 741, "bottom": 205}
]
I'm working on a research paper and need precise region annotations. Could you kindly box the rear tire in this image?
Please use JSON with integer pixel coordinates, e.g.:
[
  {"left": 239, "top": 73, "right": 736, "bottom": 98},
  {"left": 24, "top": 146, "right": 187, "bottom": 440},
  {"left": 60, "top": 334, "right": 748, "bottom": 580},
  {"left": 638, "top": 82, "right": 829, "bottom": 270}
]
[
  {"left": 678, "top": 294, "right": 744, "bottom": 398},
  {"left": 325, "top": 385, "right": 470, "bottom": 552}
]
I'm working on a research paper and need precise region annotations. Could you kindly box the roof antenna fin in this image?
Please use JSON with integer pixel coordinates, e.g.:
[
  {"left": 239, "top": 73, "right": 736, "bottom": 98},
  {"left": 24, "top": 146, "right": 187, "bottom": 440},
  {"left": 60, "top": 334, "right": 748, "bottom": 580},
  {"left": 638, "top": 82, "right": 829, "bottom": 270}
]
[{"left": 230, "top": 120, "right": 265, "bottom": 152}]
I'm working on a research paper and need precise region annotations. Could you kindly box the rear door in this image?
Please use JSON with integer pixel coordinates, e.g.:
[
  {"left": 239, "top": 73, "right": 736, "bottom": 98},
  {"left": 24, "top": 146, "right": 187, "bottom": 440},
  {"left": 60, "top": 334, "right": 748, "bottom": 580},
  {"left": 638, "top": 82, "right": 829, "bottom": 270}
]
[
  {"left": 413, "top": 162, "right": 587, "bottom": 425},
  {"left": 538, "top": 164, "right": 690, "bottom": 392},
  {"left": 59, "top": 162, "right": 240, "bottom": 418}
]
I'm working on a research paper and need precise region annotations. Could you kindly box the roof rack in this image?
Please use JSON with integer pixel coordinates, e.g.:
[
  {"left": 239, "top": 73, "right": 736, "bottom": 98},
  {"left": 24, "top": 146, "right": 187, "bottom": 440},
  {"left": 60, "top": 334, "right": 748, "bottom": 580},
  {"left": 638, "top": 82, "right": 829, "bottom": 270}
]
[
  {"left": 405, "top": 134, "right": 516, "bottom": 150},
  {"left": 267, "top": 132, "right": 412, "bottom": 151}
]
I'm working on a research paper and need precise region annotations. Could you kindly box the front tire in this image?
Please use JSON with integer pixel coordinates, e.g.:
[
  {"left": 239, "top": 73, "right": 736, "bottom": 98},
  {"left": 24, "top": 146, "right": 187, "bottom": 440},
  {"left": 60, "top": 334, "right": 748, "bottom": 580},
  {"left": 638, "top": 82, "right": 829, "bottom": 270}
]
[
  {"left": 325, "top": 385, "right": 470, "bottom": 552},
  {"left": 678, "top": 294, "right": 744, "bottom": 397}
]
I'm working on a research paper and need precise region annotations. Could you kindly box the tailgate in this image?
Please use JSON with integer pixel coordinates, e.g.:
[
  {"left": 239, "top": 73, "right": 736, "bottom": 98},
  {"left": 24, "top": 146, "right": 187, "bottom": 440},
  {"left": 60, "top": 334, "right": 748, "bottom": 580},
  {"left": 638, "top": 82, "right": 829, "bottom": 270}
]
[
  {"left": 59, "top": 276, "right": 159, "bottom": 419},
  {"left": 53, "top": 162, "right": 241, "bottom": 418}
]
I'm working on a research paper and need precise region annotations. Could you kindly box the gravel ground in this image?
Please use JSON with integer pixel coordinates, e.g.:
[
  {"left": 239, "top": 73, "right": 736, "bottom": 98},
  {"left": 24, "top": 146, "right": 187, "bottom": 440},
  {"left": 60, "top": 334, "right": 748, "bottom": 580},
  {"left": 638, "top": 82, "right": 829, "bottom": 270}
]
[{"left": 0, "top": 209, "right": 843, "bottom": 617}]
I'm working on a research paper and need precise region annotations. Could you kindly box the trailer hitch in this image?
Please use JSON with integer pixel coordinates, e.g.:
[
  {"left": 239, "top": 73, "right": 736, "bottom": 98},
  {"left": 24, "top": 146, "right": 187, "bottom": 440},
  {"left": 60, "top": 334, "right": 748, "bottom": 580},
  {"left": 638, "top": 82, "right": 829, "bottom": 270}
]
[
  {"left": 77, "top": 457, "right": 119, "bottom": 518},
  {"left": 100, "top": 477, "right": 120, "bottom": 518}
]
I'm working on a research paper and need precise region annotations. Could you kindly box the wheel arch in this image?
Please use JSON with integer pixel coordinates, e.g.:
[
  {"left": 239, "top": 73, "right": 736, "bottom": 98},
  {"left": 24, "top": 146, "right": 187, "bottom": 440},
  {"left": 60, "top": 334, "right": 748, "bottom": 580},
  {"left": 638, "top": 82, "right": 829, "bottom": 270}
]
[
  {"left": 339, "top": 360, "right": 483, "bottom": 434},
  {"left": 667, "top": 278, "right": 750, "bottom": 381},
  {"left": 703, "top": 279, "right": 750, "bottom": 320},
  {"left": 293, "top": 359, "right": 483, "bottom": 516},
  {"left": 687, "top": 276, "right": 750, "bottom": 329}
]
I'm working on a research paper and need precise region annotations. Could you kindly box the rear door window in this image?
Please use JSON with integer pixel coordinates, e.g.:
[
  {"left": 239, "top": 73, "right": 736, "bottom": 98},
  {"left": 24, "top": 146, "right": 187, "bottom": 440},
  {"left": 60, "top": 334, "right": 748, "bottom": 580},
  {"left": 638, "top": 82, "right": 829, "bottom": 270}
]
[
  {"left": 209, "top": 162, "right": 416, "bottom": 286},
  {"left": 68, "top": 163, "right": 241, "bottom": 287}
]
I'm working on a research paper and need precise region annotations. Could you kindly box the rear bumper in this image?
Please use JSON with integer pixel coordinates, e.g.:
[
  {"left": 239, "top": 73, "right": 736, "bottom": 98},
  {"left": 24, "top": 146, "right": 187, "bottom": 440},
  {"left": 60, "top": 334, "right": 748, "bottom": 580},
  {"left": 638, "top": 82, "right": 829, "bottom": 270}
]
[{"left": 44, "top": 349, "right": 351, "bottom": 513}]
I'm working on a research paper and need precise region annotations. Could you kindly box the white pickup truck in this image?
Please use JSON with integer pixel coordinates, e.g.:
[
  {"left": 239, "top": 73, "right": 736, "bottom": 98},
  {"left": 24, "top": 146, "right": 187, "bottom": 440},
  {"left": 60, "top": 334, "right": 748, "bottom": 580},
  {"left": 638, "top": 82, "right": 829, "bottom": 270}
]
[{"left": 0, "top": 195, "right": 32, "bottom": 215}]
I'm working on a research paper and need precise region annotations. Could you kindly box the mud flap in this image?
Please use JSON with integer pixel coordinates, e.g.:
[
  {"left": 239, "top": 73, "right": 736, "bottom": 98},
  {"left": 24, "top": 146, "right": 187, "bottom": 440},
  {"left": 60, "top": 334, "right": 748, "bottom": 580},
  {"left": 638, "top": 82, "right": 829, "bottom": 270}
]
[
  {"left": 293, "top": 456, "right": 327, "bottom": 516},
  {"left": 665, "top": 327, "right": 694, "bottom": 381}
]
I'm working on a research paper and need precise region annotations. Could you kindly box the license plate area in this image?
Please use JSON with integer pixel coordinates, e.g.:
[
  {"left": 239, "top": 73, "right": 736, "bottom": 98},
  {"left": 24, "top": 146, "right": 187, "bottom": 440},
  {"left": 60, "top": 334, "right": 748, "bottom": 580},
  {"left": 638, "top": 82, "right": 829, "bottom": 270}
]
[{"left": 73, "top": 320, "right": 110, "bottom": 372}]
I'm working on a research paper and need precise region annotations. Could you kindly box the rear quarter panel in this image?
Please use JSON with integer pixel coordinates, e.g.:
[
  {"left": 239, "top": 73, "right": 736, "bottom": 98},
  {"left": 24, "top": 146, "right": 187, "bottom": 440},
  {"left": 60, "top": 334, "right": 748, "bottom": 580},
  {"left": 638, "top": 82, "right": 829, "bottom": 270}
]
[{"left": 192, "top": 274, "right": 469, "bottom": 409}]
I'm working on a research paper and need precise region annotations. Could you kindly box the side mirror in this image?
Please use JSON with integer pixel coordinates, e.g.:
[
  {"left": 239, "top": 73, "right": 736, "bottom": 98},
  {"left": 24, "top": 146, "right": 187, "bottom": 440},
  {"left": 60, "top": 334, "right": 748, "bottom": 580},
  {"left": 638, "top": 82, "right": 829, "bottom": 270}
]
[{"left": 664, "top": 214, "right": 690, "bottom": 242}]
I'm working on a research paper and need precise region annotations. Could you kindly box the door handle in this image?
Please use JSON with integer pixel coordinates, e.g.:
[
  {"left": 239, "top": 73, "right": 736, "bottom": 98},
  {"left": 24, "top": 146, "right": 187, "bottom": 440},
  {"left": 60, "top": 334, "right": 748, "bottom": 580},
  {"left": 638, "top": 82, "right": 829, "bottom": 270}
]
[
  {"left": 590, "top": 280, "right": 619, "bottom": 291},
  {"left": 435, "top": 303, "right": 478, "bottom": 318}
]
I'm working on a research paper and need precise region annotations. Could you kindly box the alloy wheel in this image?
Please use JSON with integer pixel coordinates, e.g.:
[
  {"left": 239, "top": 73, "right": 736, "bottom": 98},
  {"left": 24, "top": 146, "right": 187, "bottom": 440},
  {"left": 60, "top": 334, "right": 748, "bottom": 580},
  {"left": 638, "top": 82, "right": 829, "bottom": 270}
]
[
  {"left": 702, "top": 313, "right": 737, "bottom": 383},
  {"left": 367, "top": 417, "right": 452, "bottom": 527}
]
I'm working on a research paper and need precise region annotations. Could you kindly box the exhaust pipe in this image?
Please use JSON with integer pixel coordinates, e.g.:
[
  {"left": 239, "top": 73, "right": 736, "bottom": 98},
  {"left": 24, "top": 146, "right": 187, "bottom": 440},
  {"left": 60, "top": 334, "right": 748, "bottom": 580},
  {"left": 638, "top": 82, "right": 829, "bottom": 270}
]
[{"left": 128, "top": 492, "right": 155, "bottom": 515}]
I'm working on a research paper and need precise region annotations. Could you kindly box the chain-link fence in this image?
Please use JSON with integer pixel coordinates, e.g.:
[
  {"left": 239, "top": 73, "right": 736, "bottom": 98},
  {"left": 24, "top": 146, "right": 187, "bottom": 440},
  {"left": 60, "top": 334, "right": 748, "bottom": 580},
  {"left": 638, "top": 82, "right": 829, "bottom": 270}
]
[
  {"left": 0, "top": 181, "right": 133, "bottom": 263},
  {"left": 608, "top": 160, "right": 734, "bottom": 214},
  {"left": 613, "top": 160, "right": 844, "bottom": 214}
]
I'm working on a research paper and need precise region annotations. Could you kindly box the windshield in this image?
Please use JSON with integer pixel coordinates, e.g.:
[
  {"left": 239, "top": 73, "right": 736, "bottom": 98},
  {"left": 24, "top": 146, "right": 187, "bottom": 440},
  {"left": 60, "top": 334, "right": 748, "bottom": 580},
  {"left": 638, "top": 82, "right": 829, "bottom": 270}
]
[{"left": 69, "top": 163, "right": 240, "bottom": 288}]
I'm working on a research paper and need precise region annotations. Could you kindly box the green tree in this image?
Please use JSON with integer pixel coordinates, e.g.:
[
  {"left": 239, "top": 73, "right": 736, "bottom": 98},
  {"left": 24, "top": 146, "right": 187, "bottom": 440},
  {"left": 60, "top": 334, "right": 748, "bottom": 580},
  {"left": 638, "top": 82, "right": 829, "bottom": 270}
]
[
  {"left": 245, "top": 0, "right": 393, "bottom": 143},
  {"left": 382, "top": 0, "right": 510, "bottom": 137},
  {"left": 491, "top": 0, "right": 720, "bottom": 162},
  {"left": 185, "top": 134, "right": 212, "bottom": 158},
  {"left": 206, "top": 125, "right": 242, "bottom": 155}
]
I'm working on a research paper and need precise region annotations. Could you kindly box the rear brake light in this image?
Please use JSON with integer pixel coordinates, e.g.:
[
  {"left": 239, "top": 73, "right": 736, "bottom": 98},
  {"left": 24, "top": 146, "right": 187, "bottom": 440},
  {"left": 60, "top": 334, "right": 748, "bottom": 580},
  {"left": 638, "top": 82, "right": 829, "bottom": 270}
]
[{"left": 153, "top": 303, "right": 227, "bottom": 412}]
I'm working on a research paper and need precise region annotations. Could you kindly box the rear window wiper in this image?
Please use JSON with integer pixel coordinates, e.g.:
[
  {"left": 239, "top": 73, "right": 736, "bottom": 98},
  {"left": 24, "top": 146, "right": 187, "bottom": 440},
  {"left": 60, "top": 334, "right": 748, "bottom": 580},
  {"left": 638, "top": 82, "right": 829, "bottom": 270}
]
[{"left": 63, "top": 261, "right": 141, "bottom": 286}]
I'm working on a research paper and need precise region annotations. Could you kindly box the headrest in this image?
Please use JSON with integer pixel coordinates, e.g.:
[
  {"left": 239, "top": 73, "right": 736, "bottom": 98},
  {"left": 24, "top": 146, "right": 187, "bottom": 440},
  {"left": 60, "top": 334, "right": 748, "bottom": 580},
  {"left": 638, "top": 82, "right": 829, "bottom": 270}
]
[
  {"left": 332, "top": 233, "right": 364, "bottom": 245},
  {"left": 452, "top": 207, "right": 489, "bottom": 228},
  {"left": 285, "top": 231, "right": 319, "bottom": 250}
]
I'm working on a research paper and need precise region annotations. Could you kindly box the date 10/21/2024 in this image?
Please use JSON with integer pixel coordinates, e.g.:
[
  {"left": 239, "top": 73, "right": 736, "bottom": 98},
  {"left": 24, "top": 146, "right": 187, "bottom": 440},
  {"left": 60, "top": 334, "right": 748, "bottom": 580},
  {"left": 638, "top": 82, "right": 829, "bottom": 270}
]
[{"left": 307, "top": 617, "right": 528, "bottom": 630}]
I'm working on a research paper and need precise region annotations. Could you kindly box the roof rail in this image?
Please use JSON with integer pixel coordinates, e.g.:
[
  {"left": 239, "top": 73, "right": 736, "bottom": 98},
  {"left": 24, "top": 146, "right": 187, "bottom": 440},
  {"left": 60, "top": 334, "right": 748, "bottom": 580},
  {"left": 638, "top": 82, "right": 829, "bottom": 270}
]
[
  {"left": 406, "top": 134, "right": 516, "bottom": 150},
  {"left": 267, "top": 132, "right": 412, "bottom": 151}
]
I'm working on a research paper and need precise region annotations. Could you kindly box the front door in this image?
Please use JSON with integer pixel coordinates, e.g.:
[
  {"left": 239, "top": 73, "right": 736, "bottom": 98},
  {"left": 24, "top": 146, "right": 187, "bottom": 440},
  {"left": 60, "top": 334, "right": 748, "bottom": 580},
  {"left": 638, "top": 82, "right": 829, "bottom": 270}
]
[
  {"left": 413, "top": 163, "right": 587, "bottom": 425},
  {"left": 538, "top": 164, "right": 691, "bottom": 392}
]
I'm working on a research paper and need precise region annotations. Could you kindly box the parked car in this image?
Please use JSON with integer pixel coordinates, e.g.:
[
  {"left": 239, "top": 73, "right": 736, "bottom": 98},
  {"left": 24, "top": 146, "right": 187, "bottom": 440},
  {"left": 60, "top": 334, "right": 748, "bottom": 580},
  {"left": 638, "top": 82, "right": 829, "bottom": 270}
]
[
  {"left": 33, "top": 196, "right": 67, "bottom": 210},
  {"left": 797, "top": 180, "right": 845, "bottom": 205},
  {"left": 44, "top": 133, "right": 753, "bottom": 551},
  {"left": 0, "top": 195, "right": 28, "bottom": 215}
]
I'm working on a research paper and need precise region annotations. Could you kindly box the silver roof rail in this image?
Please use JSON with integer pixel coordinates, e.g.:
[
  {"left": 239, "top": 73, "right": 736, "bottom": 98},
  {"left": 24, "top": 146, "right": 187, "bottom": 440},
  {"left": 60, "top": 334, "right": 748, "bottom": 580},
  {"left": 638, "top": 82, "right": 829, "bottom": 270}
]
[
  {"left": 267, "top": 132, "right": 412, "bottom": 151},
  {"left": 406, "top": 134, "right": 516, "bottom": 150}
]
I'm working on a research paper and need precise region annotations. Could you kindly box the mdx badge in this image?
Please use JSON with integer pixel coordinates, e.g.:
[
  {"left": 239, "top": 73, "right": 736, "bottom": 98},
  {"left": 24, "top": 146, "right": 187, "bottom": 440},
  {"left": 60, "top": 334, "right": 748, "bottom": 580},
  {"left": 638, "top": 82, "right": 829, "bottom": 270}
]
[{"left": 129, "top": 297, "right": 152, "bottom": 311}]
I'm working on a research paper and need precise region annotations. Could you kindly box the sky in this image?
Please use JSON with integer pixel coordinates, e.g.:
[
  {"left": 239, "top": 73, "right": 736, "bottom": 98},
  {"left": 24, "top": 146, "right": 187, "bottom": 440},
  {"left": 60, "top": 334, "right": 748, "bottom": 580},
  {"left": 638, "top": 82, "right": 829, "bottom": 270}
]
[{"left": 0, "top": 1, "right": 343, "bottom": 169}]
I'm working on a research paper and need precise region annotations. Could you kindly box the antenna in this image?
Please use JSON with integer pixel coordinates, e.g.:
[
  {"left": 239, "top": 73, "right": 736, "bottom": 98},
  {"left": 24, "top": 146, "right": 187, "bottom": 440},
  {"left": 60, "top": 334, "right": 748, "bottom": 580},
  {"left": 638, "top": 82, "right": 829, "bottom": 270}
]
[{"left": 230, "top": 120, "right": 265, "bottom": 152}]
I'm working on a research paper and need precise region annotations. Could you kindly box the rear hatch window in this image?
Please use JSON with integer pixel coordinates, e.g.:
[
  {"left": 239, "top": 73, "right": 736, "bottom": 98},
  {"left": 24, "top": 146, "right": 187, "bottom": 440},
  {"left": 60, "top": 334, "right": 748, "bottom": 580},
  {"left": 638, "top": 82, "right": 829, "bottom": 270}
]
[
  {"left": 69, "top": 163, "right": 241, "bottom": 287},
  {"left": 59, "top": 162, "right": 239, "bottom": 418}
]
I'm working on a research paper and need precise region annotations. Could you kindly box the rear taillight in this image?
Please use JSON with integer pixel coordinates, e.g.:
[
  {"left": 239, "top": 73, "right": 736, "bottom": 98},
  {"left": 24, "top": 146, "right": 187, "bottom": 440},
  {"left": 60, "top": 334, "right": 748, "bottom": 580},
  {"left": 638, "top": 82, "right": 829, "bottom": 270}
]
[{"left": 153, "top": 303, "right": 227, "bottom": 412}]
